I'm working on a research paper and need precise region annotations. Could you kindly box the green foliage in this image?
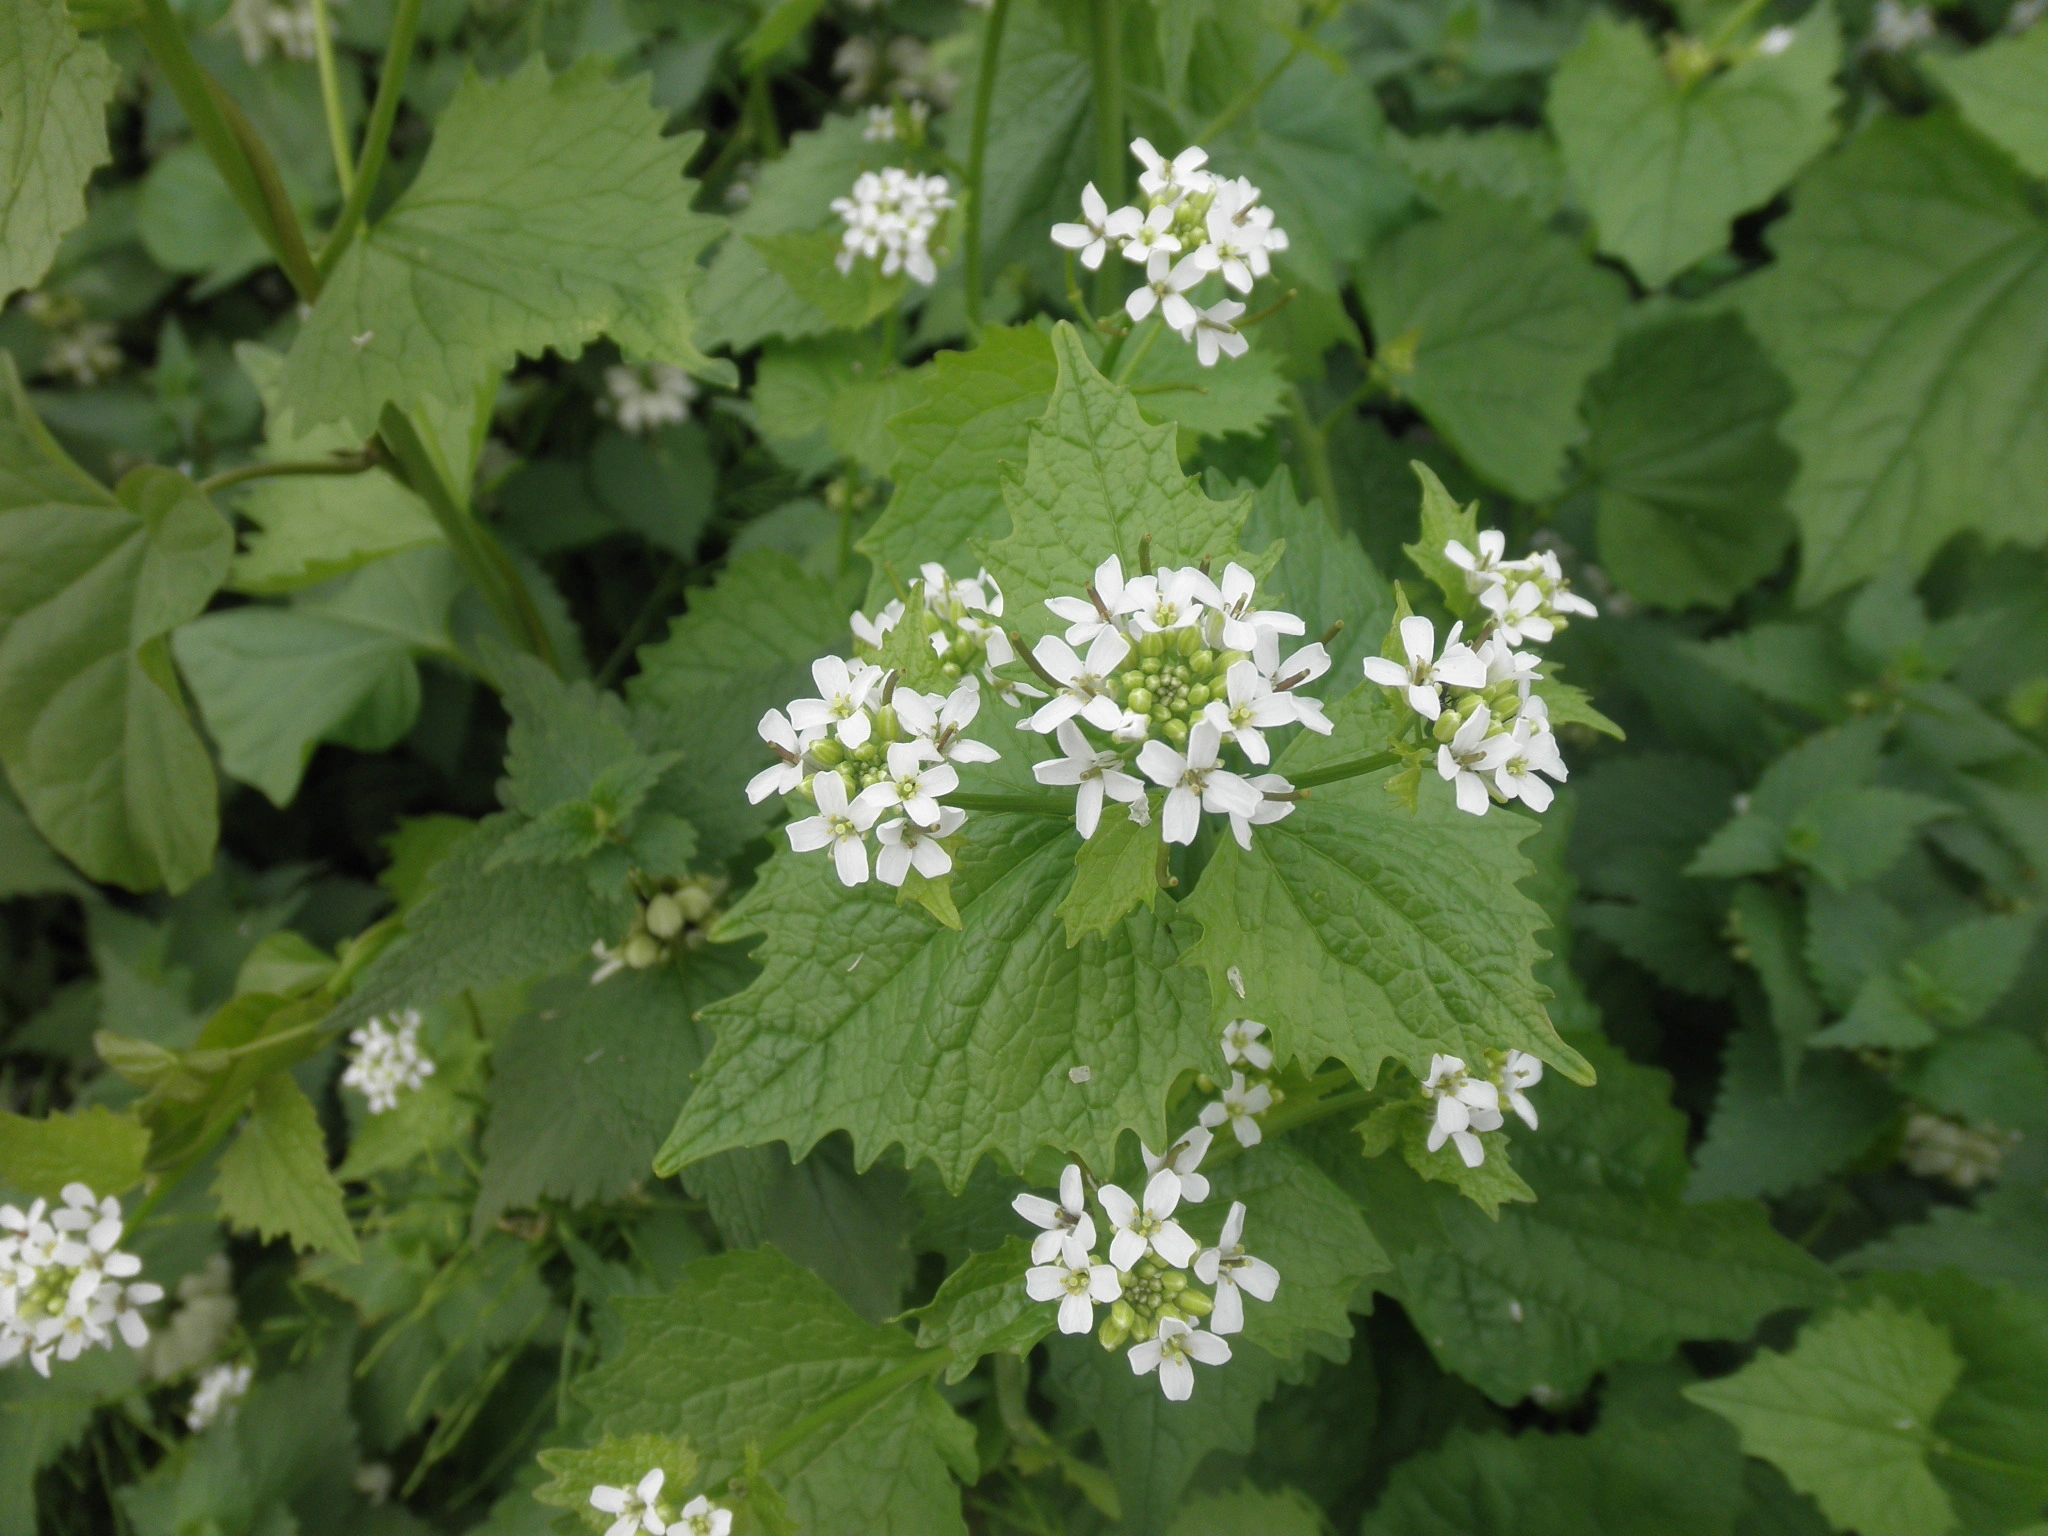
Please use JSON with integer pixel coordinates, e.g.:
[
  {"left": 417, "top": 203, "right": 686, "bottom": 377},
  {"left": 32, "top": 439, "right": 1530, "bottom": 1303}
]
[
  {"left": 1926, "top": 25, "right": 2048, "bottom": 181},
  {"left": 0, "top": 0, "right": 118, "bottom": 304},
  {"left": 1056, "top": 799, "right": 1162, "bottom": 945},
  {"left": 907, "top": 1236, "right": 1051, "bottom": 1381},
  {"left": 0, "top": 1104, "right": 148, "bottom": 1198},
  {"left": 211, "top": 1070, "right": 359, "bottom": 1260}
]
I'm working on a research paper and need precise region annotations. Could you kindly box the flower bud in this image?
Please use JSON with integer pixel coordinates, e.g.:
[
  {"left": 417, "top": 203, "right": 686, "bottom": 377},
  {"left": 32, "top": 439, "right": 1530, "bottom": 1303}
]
[
  {"left": 1432, "top": 711, "right": 1461, "bottom": 744},
  {"left": 1186, "top": 684, "right": 1211, "bottom": 710},
  {"left": 1159, "top": 1269, "right": 1187, "bottom": 1294},
  {"left": 873, "top": 705, "right": 900, "bottom": 742},
  {"left": 677, "top": 885, "right": 714, "bottom": 924},
  {"left": 1139, "top": 631, "right": 1168, "bottom": 660},
  {"left": 644, "top": 894, "right": 685, "bottom": 939},
  {"left": 1189, "top": 649, "right": 1215, "bottom": 678},
  {"left": 852, "top": 740, "right": 880, "bottom": 764},
  {"left": 1099, "top": 1310, "right": 1131, "bottom": 1351},
  {"left": 623, "top": 933, "right": 663, "bottom": 969},
  {"left": 1179, "top": 1287, "right": 1214, "bottom": 1318},
  {"left": 811, "top": 737, "right": 846, "bottom": 767},
  {"left": 1121, "top": 669, "right": 1147, "bottom": 692},
  {"left": 1175, "top": 627, "right": 1200, "bottom": 657},
  {"left": 1127, "top": 687, "right": 1155, "bottom": 714},
  {"left": 1163, "top": 717, "right": 1190, "bottom": 747}
]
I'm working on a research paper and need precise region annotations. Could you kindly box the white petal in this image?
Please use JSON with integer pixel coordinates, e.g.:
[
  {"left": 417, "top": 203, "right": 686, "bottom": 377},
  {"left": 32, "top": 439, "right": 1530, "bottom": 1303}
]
[
  {"left": 1157, "top": 1354, "right": 1195, "bottom": 1400},
  {"left": 1184, "top": 1328, "right": 1232, "bottom": 1366},
  {"left": 1236, "top": 1255, "right": 1280, "bottom": 1301},
  {"left": 1150, "top": 1220, "right": 1199, "bottom": 1269},
  {"left": 1210, "top": 1281, "right": 1244, "bottom": 1334},
  {"left": 1058, "top": 1291, "right": 1095, "bottom": 1334}
]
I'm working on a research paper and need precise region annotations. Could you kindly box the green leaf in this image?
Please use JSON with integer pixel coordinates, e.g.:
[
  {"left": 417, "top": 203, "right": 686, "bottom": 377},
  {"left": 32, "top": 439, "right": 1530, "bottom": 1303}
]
[
  {"left": 1401, "top": 461, "right": 1485, "bottom": 620},
  {"left": 1581, "top": 311, "right": 1797, "bottom": 610},
  {"left": 496, "top": 649, "right": 643, "bottom": 816},
  {"left": 1740, "top": 114, "right": 2048, "bottom": 604},
  {"left": 752, "top": 335, "right": 924, "bottom": 477},
  {"left": 1363, "top": 193, "right": 1627, "bottom": 500},
  {"left": 742, "top": 0, "right": 828, "bottom": 70},
  {"left": 657, "top": 811, "right": 1211, "bottom": 1189},
  {"left": 1685, "top": 1297, "right": 1963, "bottom": 1536},
  {"left": 858, "top": 324, "right": 1056, "bottom": 602},
  {"left": 0, "top": 1105, "right": 149, "bottom": 1199},
  {"left": 1238, "top": 463, "right": 1392, "bottom": 683},
  {"left": 1548, "top": 9, "right": 1840, "bottom": 288},
  {"left": 0, "top": 781, "right": 86, "bottom": 897},
  {"left": 1356, "top": 1099, "right": 1538, "bottom": 1220},
  {"left": 0, "top": 356, "right": 231, "bottom": 893},
  {"left": 978, "top": 324, "right": 1255, "bottom": 633},
  {"left": 1389, "top": 125, "right": 1569, "bottom": 220},
  {"left": 277, "top": 60, "right": 727, "bottom": 437},
  {"left": 628, "top": 551, "right": 852, "bottom": 864},
  {"left": 173, "top": 547, "right": 459, "bottom": 806},
  {"left": 1815, "top": 911, "right": 2041, "bottom": 1050},
  {"left": 1730, "top": 881, "right": 1824, "bottom": 1077},
  {"left": 575, "top": 1247, "right": 966, "bottom": 1536},
  {"left": 750, "top": 228, "right": 908, "bottom": 332},
  {"left": 1842, "top": 1180, "right": 2048, "bottom": 1295},
  {"left": 1057, "top": 800, "right": 1163, "bottom": 946},
  {"left": 1114, "top": 323, "right": 1290, "bottom": 445},
  {"left": 0, "top": 0, "right": 118, "bottom": 303},
  {"left": 1180, "top": 768, "right": 1594, "bottom": 1094},
  {"left": 1782, "top": 786, "right": 1956, "bottom": 889},
  {"left": 907, "top": 1237, "right": 1053, "bottom": 1383},
  {"left": 1926, "top": 26, "right": 2048, "bottom": 181},
  {"left": 535, "top": 1435, "right": 700, "bottom": 1525},
  {"left": 1333, "top": 1033, "right": 1836, "bottom": 1405},
  {"left": 1169, "top": 1485, "right": 1324, "bottom": 1536},
  {"left": 212, "top": 1071, "right": 360, "bottom": 1261}
]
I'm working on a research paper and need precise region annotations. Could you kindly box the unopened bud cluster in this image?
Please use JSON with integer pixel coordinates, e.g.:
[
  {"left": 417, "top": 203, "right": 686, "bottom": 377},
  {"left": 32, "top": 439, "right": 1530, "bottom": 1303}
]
[
  {"left": 1, "top": 1185, "right": 160, "bottom": 1377},
  {"left": 591, "top": 875, "right": 728, "bottom": 983},
  {"left": 851, "top": 563, "right": 1024, "bottom": 702},
  {"left": 1419, "top": 1049, "right": 1544, "bottom": 1168}
]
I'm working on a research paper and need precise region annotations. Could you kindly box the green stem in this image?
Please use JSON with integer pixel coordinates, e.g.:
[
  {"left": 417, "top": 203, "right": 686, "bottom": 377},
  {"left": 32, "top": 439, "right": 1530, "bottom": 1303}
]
[
  {"left": 133, "top": 0, "right": 322, "bottom": 299},
  {"left": 744, "top": 1352, "right": 950, "bottom": 1478},
  {"left": 1112, "top": 315, "right": 1165, "bottom": 384},
  {"left": 594, "top": 561, "right": 684, "bottom": 689},
  {"left": 1286, "top": 750, "right": 1400, "bottom": 790},
  {"left": 1288, "top": 386, "right": 1342, "bottom": 522},
  {"left": 1930, "top": 1443, "right": 2048, "bottom": 1485},
  {"left": 197, "top": 451, "right": 375, "bottom": 494},
  {"left": 317, "top": 0, "right": 424, "bottom": 280},
  {"left": 1705, "top": 0, "right": 1773, "bottom": 52},
  {"left": 377, "top": 405, "right": 561, "bottom": 671},
  {"left": 1195, "top": 1, "right": 1340, "bottom": 144},
  {"left": 962, "top": 0, "right": 1012, "bottom": 333},
  {"left": 1317, "top": 373, "right": 1384, "bottom": 438},
  {"left": 311, "top": 0, "right": 355, "bottom": 199},
  {"left": 1063, "top": 249, "right": 1097, "bottom": 331},
  {"left": 949, "top": 792, "right": 1077, "bottom": 817},
  {"left": 1089, "top": 0, "right": 1125, "bottom": 318}
]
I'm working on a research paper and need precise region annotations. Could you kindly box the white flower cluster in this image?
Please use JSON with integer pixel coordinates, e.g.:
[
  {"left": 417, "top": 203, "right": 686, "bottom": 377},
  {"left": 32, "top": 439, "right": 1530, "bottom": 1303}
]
[
  {"left": 340, "top": 1010, "right": 435, "bottom": 1114},
  {"left": 1022, "top": 555, "right": 1329, "bottom": 848},
  {"left": 1, "top": 1186, "right": 160, "bottom": 1377},
  {"left": 601, "top": 362, "right": 697, "bottom": 435},
  {"left": 1051, "top": 139, "right": 1291, "bottom": 367},
  {"left": 833, "top": 168, "right": 953, "bottom": 286},
  {"left": 187, "top": 1360, "right": 253, "bottom": 1432},
  {"left": 1361, "top": 534, "right": 1595, "bottom": 817},
  {"left": 42, "top": 324, "right": 123, "bottom": 386},
  {"left": 851, "top": 563, "right": 1024, "bottom": 701},
  {"left": 863, "top": 100, "right": 930, "bottom": 143},
  {"left": 228, "top": 0, "right": 322, "bottom": 64},
  {"left": 1420, "top": 1050, "right": 1543, "bottom": 1168},
  {"left": 590, "top": 1469, "right": 729, "bottom": 1536},
  {"left": 1901, "top": 1111, "right": 2019, "bottom": 1190}
]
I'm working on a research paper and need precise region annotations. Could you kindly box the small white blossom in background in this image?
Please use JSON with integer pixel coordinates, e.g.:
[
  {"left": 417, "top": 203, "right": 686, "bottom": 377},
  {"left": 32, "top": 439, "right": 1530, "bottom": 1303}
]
[
  {"left": 355, "top": 1463, "right": 394, "bottom": 1504},
  {"left": 1, "top": 1185, "right": 161, "bottom": 1377},
  {"left": 600, "top": 362, "right": 697, "bottom": 435},
  {"left": 227, "top": 0, "right": 323, "bottom": 63},
  {"left": 142, "top": 1253, "right": 236, "bottom": 1380},
  {"left": 1200, "top": 1071, "right": 1273, "bottom": 1148},
  {"left": 1421, "top": 1054, "right": 1504, "bottom": 1168},
  {"left": 1193, "top": 1202, "right": 1279, "bottom": 1335},
  {"left": 1867, "top": 0, "right": 1935, "bottom": 50},
  {"left": 1220, "top": 1019, "right": 1272, "bottom": 1072},
  {"left": 40, "top": 321, "right": 124, "bottom": 386},
  {"left": 186, "top": 1361, "right": 252, "bottom": 1432},
  {"left": 1901, "top": 1111, "right": 2019, "bottom": 1189},
  {"left": 1500, "top": 1050, "right": 1543, "bottom": 1129},
  {"left": 671, "top": 1494, "right": 733, "bottom": 1536},
  {"left": 341, "top": 1010, "right": 435, "bottom": 1114},
  {"left": 1756, "top": 24, "right": 1796, "bottom": 53},
  {"left": 833, "top": 167, "right": 953, "bottom": 286},
  {"left": 591, "top": 1468, "right": 669, "bottom": 1536},
  {"left": 863, "top": 99, "right": 930, "bottom": 143},
  {"left": 1047, "top": 140, "right": 1290, "bottom": 367}
]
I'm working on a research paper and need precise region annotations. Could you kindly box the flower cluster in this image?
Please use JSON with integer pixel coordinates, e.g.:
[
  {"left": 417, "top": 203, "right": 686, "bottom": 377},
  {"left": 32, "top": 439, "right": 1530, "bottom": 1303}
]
[
  {"left": 851, "top": 563, "right": 1024, "bottom": 702},
  {"left": 227, "top": 0, "right": 321, "bottom": 64},
  {"left": 1419, "top": 1050, "right": 1543, "bottom": 1168},
  {"left": 589, "top": 1469, "right": 729, "bottom": 1536},
  {"left": 20, "top": 294, "right": 124, "bottom": 386},
  {"left": 591, "top": 875, "right": 727, "bottom": 983},
  {"left": 1362, "top": 534, "right": 1595, "bottom": 817},
  {"left": 187, "top": 1360, "right": 253, "bottom": 1432},
  {"left": 1201, "top": 1018, "right": 1278, "bottom": 1149},
  {"left": 340, "top": 1010, "right": 435, "bottom": 1114},
  {"left": 1, "top": 1186, "right": 160, "bottom": 1377},
  {"left": 600, "top": 362, "right": 697, "bottom": 435},
  {"left": 863, "top": 99, "right": 930, "bottom": 144},
  {"left": 1022, "top": 555, "right": 1328, "bottom": 847},
  {"left": 1901, "top": 1110, "right": 2019, "bottom": 1190},
  {"left": 833, "top": 168, "right": 953, "bottom": 286},
  {"left": 1051, "top": 140, "right": 1291, "bottom": 367}
]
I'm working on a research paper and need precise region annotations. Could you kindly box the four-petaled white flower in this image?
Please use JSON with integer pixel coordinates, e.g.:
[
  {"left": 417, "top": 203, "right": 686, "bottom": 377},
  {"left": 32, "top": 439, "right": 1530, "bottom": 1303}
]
[
  {"left": 897, "top": 681, "right": 1003, "bottom": 765},
  {"left": 1026, "top": 1236, "right": 1123, "bottom": 1335},
  {"left": 1193, "top": 1201, "right": 1280, "bottom": 1334},
  {"left": 1501, "top": 1050, "right": 1543, "bottom": 1129},
  {"left": 1188, "top": 299, "right": 1248, "bottom": 366},
  {"left": 1033, "top": 720, "right": 1149, "bottom": 839},
  {"left": 1525, "top": 549, "right": 1599, "bottom": 618},
  {"left": 1098, "top": 1168, "right": 1200, "bottom": 1272},
  {"left": 1128, "top": 1316, "right": 1231, "bottom": 1401},
  {"left": 1444, "top": 529, "right": 1511, "bottom": 592},
  {"left": 1202, "top": 660, "right": 1294, "bottom": 765},
  {"left": 1423, "top": 1053, "right": 1505, "bottom": 1167},
  {"left": 1121, "top": 204, "right": 1183, "bottom": 263},
  {"left": 1479, "top": 579, "right": 1556, "bottom": 647},
  {"left": 875, "top": 805, "right": 965, "bottom": 886},
  {"left": 1476, "top": 634, "right": 1541, "bottom": 696},
  {"left": 786, "top": 772, "right": 880, "bottom": 885},
  {"left": 670, "top": 1496, "right": 731, "bottom": 1536},
  {"left": 1013, "top": 1164, "right": 1098, "bottom": 1263},
  {"left": 1131, "top": 138, "right": 1211, "bottom": 202},
  {"left": 747, "top": 708, "right": 816, "bottom": 803},
  {"left": 788, "top": 656, "right": 878, "bottom": 747},
  {"left": 1361, "top": 615, "right": 1486, "bottom": 721},
  {"left": 591, "top": 1468, "right": 668, "bottom": 1536},
  {"left": 1211, "top": 562, "right": 1305, "bottom": 653},
  {"left": 1125, "top": 566, "right": 1219, "bottom": 634},
  {"left": 1046, "top": 554, "right": 1141, "bottom": 649},
  {"left": 1142, "top": 1125, "right": 1214, "bottom": 1204},
  {"left": 853, "top": 742, "right": 958, "bottom": 828},
  {"left": 1200, "top": 1070, "right": 1274, "bottom": 1148},
  {"left": 1026, "top": 630, "right": 1134, "bottom": 734},
  {"left": 1051, "top": 182, "right": 1141, "bottom": 269},
  {"left": 1436, "top": 705, "right": 1513, "bottom": 817},
  {"left": 851, "top": 599, "right": 903, "bottom": 649},
  {"left": 1220, "top": 1019, "right": 1273, "bottom": 1072},
  {"left": 1126, "top": 250, "right": 1205, "bottom": 329},
  {"left": 1227, "top": 772, "right": 1296, "bottom": 850},
  {"left": 1492, "top": 711, "right": 1567, "bottom": 812},
  {"left": 1138, "top": 721, "right": 1262, "bottom": 845}
]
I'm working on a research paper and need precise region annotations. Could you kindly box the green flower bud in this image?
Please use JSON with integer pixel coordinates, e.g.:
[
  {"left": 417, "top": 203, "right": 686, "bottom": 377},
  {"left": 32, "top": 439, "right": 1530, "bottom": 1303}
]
[
  {"left": 1215, "top": 650, "right": 1248, "bottom": 673},
  {"left": 623, "top": 933, "right": 663, "bottom": 969},
  {"left": 644, "top": 894, "right": 685, "bottom": 940},
  {"left": 675, "top": 885, "right": 714, "bottom": 924},
  {"left": 1126, "top": 688, "right": 1155, "bottom": 714},
  {"left": 1160, "top": 1269, "right": 1188, "bottom": 1294},
  {"left": 873, "top": 705, "right": 899, "bottom": 742},
  {"left": 810, "top": 737, "right": 845, "bottom": 767},
  {"left": 852, "top": 740, "right": 881, "bottom": 764},
  {"left": 1179, "top": 1287, "right": 1214, "bottom": 1318},
  {"left": 1189, "top": 649, "right": 1216, "bottom": 677},
  {"left": 1139, "top": 631, "right": 1168, "bottom": 659},
  {"left": 1432, "top": 711, "right": 1462, "bottom": 744},
  {"left": 1186, "top": 684, "right": 1211, "bottom": 710},
  {"left": 1163, "top": 717, "right": 1190, "bottom": 747},
  {"left": 941, "top": 660, "right": 963, "bottom": 680},
  {"left": 1175, "top": 627, "right": 1200, "bottom": 656}
]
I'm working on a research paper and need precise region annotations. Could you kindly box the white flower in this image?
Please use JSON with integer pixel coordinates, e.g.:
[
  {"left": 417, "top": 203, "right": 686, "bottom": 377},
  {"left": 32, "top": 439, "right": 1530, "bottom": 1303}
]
[
  {"left": 786, "top": 771, "right": 880, "bottom": 885},
  {"left": 1524, "top": 549, "right": 1599, "bottom": 619},
  {"left": 1479, "top": 580, "right": 1555, "bottom": 647},
  {"left": 1045, "top": 555, "right": 1142, "bottom": 649},
  {"left": 1025, "top": 1236, "right": 1122, "bottom": 1335},
  {"left": 1124, "top": 565, "right": 1219, "bottom": 635},
  {"left": 896, "top": 680, "right": 1001, "bottom": 765},
  {"left": 1208, "top": 563, "right": 1303, "bottom": 654},
  {"left": 0, "top": 1187, "right": 157, "bottom": 1376},
  {"left": 788, "top": 656, "right": 880, "bottom": 748},
  {"left": 1130, "top": 138, "right": 1212, "bottom": 203},
  {"left": 341, "top": 1010, "right": 435, "bottom": 1115},
  {"left": 1492, "top": 713, "right": 1567, "bottom": 812},
  {"left": 1128, "top": 1316, "right": 1230, "bottom": 1401},
  {"left": 187, "top": 1361, "right": 252, "bottom": 1432},
  {"left": 1125, "top": 250, "right": 1205, "bottom": 329},
  {"left": 747, "top": 708, "right": 818, "bottom": 803},
  {"left": 671, "top": 1495, "right": 732, "bottom": 1536},
  {"left": 832, "top": 168, "right": 952, "bottom": 285},
  {"left": 874, "top": 805, "right": 964, "bottom": 886},
  {"left": 1024, "top": 630, "right": 1133, "bottom": 734},
  {"left": 1013, "top": 1164, "right": 1098, "bottom": 1263},
  {"left": 229, "top": 0, "right": 318, "bottom": 65},
  {"left": 1201, "top": 661, "right": 1294, "bottom": 766},
  {"left": 1220, "top": 1019, "right": 1273, "bottom": 1072},
  {"left": 850, "top": 599, "right": 904, "bottom": 649},
  {"left": 1475, "top": 634, "right": 1541, "bottom": 697},
  {"left": 1188, "top": 300, "right": 1249, "bottom": 365},
  {"left": 1757, "top": 24, "right": 1796, "bottom": 53},
  {"left": 1097, "top": 1168, "right": 1199, "bottom": 1272},
  {"left": 1193, "top": 1201, "right": 1279, "bottom": 1335},
  {"left": 1142, "top": 1125, "right": 1214, "bottom": 1204},
  {"left": 1256, "top": 638, "right": 1334, "bottom": 734},
  {"left": 1436, "top": 705, "right": 1513, "bottom": 816},
  {"left": 1199, "top": 1071, "right": 1273, "bottom": 1148},
  {"left": 1361, "top": 615, "right": 1486, "bottom": 721},
  {"left": 1226, "top": 772, "right": 1296, "bottom": 850},
  {"left": 591, "top": 1468, "right": 668, "bottom": 1536},
  {"left": 1500, "top": 1050, "right": 1543, "bottom": 1130},
  {"left": 1052, "top": 182, "right": 1143, "bottom": 270},
  {"left": 1423, "top": 1054, "right": 1504, "bottom": 1167},
  {"left": 1868, "top": 0, "right": 1934, "bottom": 51},
  {"left": 1032, "top": 720, "right": 1149, "bottom": 839},
  {"left": 39, "top": 321, "right": 123, "bottom": 386},
  {"left": 1138, "top": 721, "right": 1262, "bottom": 845},
  {"left": 602, "top": 363, "right": 697, "bottom": 435},
  {"left": 1203, "top": 202, "right": 1268, "bottom": 293},
  {"left": 1444, "top": 530, "right": 1512, "bottom": 592},
  {"left": 853, "top": 742, "right": 958, "bottom": 828},
  {"left": 1120, "top": 203, "right": 1184, "bottom": 263}
]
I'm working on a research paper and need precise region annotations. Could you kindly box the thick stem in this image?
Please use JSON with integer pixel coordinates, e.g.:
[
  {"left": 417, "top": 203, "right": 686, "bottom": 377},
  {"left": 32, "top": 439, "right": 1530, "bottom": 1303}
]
[
  {"left": 317, "top": 0, "right": 425, "bottom": 280},
  {"left": 1286, "top": 750, "right": 1400, "bottom": 790},
  {"left": 311, "top": 0, "right": 355, "bottom": 199},
  {"left": 197, "top": 451, "right": 376, "bottom": 495},
  {"left": 949, "top": 792, "right": 1076, "bottom": 817},
  {"left": 1088, "top": 0, "right": 1125, "bottom": 318},
  {"left": 962, "top": 0, "right": 1012, "bottom": 333}
]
